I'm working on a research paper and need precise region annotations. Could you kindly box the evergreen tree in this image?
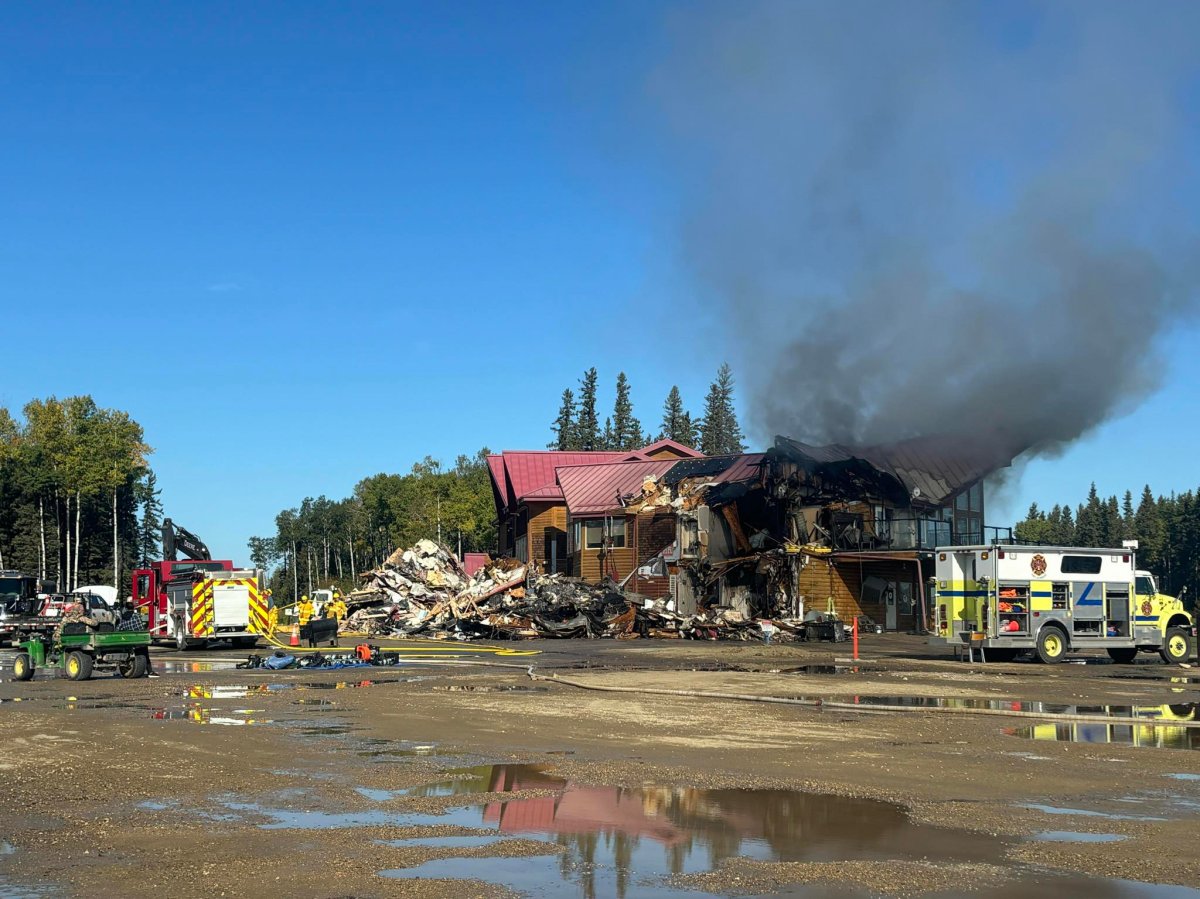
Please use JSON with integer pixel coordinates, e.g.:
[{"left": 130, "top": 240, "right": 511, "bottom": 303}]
[
  {"left": 1014, "top": 503, "right": 1053, "bottom": 544},
  {"left": 1075, "top": 483, "right": 1104, "bottom": 546},
  {"left": 1103, "top": 496, "right": 1123, "bottom": 546},
  {"left": 572, "top": 368, "right": 601, "bottom": 451},
  {"left": 1134, "top": 485, "right": 1164, "bottom": 572},
  {"left": 548, "top": 389, "right": 576, "bottom": 451},
  {"left": 699, "top": 363, "right": 746, "bottom": 455},
  {"left": 1121, "top": 490, "right": 1135, "bottom": 538},
  {"left": 610, "top": 372, "right": 643, "bottom": 451},
  {"left": 678, "top": 412, "right": 698, "bottom": 449},
  {"left": 660, "top": 386, "right": 688, "bottom": 443},
  {"left": 1059, "top": 505, "right": 1076, "bottom": 545},
  {"left": 601, "top": 416, "right": 616, "bottom": 451},
  {"left": 136, "top": 470, "right": 163, "bottom": 567}
]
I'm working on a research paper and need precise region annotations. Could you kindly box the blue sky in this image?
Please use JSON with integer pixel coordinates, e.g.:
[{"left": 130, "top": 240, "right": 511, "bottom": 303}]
[{"left": 2, "top": 2, "right": 1197, "bottom": 560}]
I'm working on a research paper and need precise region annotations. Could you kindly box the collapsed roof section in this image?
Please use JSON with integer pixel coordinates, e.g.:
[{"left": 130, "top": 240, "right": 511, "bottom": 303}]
[{"left": 769, "top": 434, "right": 1015, "bottom": 509}]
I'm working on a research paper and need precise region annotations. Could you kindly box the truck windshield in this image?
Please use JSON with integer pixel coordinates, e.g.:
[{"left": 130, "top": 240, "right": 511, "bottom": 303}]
[
  {"left": 0, "top": 577, "right": 35, "bottom": 602},
  {"left": 1135, "top": 576, "right": 1155, "bottom": 596}
]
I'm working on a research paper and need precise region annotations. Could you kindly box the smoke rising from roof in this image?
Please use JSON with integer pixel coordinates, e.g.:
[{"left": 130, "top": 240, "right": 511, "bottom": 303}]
[{"left": 649, "top": 1, "right": 1200, "bottom": 457}]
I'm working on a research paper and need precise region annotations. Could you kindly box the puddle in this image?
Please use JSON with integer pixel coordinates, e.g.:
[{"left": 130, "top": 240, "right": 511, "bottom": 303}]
[
  {"left": 0, "top": 841, "right": 15, "bottom": 854},
  {"left": 369, "top": 763, "right": 1011, "bottom": 896},
  {"left": 150, "top": 705, "right": 274, "bottom": 726},
  {"left": 1021, "top": 803, "right": 1168, "bottom": 822},
  {"left": 778, "top": 665, "right": 860, "bottom": 675},
  {"left": 1034, "top": 831, "right": 1126, "bottom": 843},
  {"left": 357, "top": 742, "right": 439, "bottom": 759},
  {"left": 1006, "top": 719, "right": 1200, "bottom": 751},
  {"left": 136, "top": 800, "right": 178, "bottom": 811},
  {"left": 1167, "top": 773, "right": 1200, "bottom": 781},
  {"left": 154, "top": 660, "right": 240, "bottom": 675},
  {"left": 832, "top": 697, "right": 1200, "bottom": 719}
]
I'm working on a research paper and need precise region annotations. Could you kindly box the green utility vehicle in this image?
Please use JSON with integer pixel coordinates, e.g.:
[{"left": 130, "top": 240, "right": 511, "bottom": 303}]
[{"left": 12, "top": 629, "right": 152, "bottom": 681}]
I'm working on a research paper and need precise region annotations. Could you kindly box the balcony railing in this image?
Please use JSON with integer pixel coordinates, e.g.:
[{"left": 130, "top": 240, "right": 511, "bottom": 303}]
[{"left": 827, "top": 517, "right": 1014, "bottom": 552}]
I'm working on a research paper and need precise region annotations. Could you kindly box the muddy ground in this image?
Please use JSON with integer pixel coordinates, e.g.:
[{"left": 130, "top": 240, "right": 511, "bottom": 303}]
[{"left": 1, "top": 634, "right": 1198, "bottom": 898}]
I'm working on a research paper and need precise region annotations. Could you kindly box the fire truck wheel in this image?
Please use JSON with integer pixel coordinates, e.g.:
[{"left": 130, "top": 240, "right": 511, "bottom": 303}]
[
  {"left": 12, "top": 652, "right": 34, "bottom": 682},
  {"left": 175, "top": 621, "right": 188, "bottom": 651},
  {"left": 1035, "top": 626, "right": 1067, "bottom": 664},
  {"left": 65, "top": 651, "right": 93, "bottom": 681},
  {"left": 1107, "top": 647, "right": 1139, "bottom": 664},
  {"left": 1161, "top": 627, "right": 1191, "bottom": 664}
]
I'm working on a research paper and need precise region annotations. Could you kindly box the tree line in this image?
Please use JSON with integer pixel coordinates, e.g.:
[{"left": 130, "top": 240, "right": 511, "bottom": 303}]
[
  {"left": 549, "top": 363, "right": 746, "bottom": 456},
  {"left": 0, "top": 396, "right": 156, "bottom": 592},
  {"left": 248, "top": 450, "right": 496, "bottom": 604},
  {"left": 1014, "top": 483, "right": 1200, "bottom": 598}
]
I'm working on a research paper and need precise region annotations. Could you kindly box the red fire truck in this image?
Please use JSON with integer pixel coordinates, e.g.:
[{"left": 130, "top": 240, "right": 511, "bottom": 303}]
[{"left": 131, "top": 519, "right": 266, "bottom": 650}]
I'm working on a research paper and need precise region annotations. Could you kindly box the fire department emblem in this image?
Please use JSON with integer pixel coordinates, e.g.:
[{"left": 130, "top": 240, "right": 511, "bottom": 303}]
[
  {"left": 1030, "top": 554, "right": 1047, "bottom": 577},
  {"left": 1142, "top": 599, "right": 1153, "bottom": 617}
]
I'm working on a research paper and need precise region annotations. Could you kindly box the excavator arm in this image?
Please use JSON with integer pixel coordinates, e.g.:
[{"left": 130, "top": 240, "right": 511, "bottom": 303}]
[{"left": 161, "top": 518, "right": 211, "bottom": 561}]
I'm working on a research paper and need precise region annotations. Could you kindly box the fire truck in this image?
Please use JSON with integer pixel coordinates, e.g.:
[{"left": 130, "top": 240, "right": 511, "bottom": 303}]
[
  {"left": 131, "top": 519, "right": 269, "bottom": 650},
  {"left": 931, "top": 543, "right": 1195, "bottom": 664}
]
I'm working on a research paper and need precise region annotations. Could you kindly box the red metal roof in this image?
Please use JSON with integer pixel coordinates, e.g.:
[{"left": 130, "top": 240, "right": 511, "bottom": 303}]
[
  {"left": 557, "top": 459, "right": 680, "bottom": 517},
  {"left": 487, "top": 455, "right": 510, "bottom": 507},
  {"left": 498, "top": 451, "right": 626, "bottom": 505}
]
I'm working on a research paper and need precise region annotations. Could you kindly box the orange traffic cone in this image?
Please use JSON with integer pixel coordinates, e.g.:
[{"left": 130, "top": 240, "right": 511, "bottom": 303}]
[{"left": 289, "top": 623, "right": 300, "bottom": 647}]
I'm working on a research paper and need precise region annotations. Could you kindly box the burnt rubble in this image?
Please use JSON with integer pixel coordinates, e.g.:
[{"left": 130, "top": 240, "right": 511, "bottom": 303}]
[{"left": 342, "top": 539, "right": 816, "bottom": 642}]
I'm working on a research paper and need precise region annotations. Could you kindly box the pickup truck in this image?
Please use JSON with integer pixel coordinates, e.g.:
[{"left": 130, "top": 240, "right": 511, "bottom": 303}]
[{"left": 0, "top": 592, "right": 117, "bottom": 644}]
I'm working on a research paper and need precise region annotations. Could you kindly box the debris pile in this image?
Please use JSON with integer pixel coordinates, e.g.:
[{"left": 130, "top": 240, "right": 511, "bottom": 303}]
[{"left": 341, "top": 539, "right": 812, "bottom": 641}]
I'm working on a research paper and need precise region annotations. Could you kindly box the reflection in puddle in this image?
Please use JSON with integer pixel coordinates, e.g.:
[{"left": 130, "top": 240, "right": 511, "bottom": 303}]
[
  {"left": 150, "top": 704, "right": 273, "bottom": 726},
  {"left": 377, "top": 764, "right": 1007, "bottom": 898},
  {"left": 1034, "top": 831, "right": 1126, "bottom": 843},
  {"left": 154, "top": 660, "right": 240, "bottom": 675},
  {"left": 1006, "top": 715, "right": 1200, "bottom": 752},
  {"left": 839, "top": 697, "right": 1200, "bottom": 721}
]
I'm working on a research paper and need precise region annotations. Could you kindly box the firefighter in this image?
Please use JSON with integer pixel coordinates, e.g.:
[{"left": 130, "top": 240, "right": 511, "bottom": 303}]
[
  {"left": 327, "top": 593, "right": 348, "bottom": 623},
  {"left": 297, "top": 594, "right": 315, "bottom": 627},
  {"left": 54, "top": 599, "right": 98, "bottom": 642}
]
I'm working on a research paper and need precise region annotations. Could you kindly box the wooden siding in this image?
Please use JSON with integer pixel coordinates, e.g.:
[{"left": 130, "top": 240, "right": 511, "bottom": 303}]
[{"left": 798, "top": 556, "right": 925, "bottom": 628}]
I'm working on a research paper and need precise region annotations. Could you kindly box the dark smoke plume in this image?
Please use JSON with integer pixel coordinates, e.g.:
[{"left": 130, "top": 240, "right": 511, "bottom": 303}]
[{"left": 649, "top": 1, "right": 1200, "bottom": 456}]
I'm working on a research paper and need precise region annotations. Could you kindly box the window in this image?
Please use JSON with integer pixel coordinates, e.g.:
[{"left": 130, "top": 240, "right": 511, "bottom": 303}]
[
  {"left": 581, "top": 517, "right": 626, "bottom": 549},
  {"left": 1135, "top": 575, "right": 1155, "bottom": 596},
  {"left": 1061, "top": 555, "right": 1102, "bottom": 574}
]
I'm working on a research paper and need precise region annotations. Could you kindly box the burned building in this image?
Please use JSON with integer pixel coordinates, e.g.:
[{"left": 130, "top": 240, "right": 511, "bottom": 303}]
[
  {"left": 671, "top": 435, "right": 1015, "bottom": 630},
  {"left": 488, "top": 433, "right": 1013, "bottom": 632}
]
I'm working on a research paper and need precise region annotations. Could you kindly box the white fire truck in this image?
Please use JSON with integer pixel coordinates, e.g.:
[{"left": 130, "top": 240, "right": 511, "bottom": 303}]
[{"left": 931, "top": 544, "right": 1194, "bottom": 663}]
